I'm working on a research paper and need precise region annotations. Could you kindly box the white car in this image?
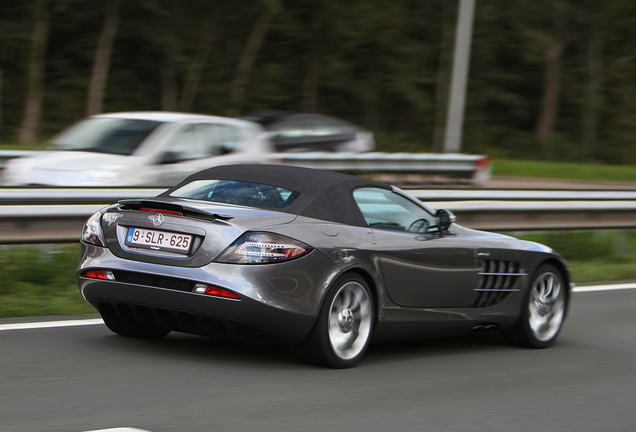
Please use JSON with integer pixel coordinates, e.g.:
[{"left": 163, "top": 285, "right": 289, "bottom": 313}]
[{"left": 3, "top": 112, "right": 273, "bottom": 186}]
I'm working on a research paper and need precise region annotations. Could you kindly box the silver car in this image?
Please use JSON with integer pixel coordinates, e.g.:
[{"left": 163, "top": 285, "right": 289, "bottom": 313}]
[
  {"left": 77, "top": 164, "right": 570, "bottom": 368},
  {"left": 240, "top": 112, "right": 375, "bottom": 152},
  {"left": 3, "top": 112, "right": 272, "bottom": 186}
]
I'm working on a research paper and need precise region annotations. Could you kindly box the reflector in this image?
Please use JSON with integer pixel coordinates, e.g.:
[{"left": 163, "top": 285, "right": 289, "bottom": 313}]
[
  {"left": 203, "top": 285, "right": 241, "bottom": 300},
  {"left": 83, "top": 270, "right": 114, "bottom": 280}
]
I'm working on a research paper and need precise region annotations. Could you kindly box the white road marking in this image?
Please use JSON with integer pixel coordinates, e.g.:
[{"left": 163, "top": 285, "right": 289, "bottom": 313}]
[
  {"left": 572, "top": 282, "right": 636, "bottom": 292},
  {"left": 0, "top": 283, "right": 634, "bottom": 333},
  {"left": 83, "top": 428, "right": 150, "bottom": 432},
  {"left": 0, "top": 318, "right": 103, "bottom": 331}
]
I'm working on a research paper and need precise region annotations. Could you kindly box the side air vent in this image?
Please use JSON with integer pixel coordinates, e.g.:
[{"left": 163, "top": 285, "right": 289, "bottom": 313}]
[{"left": 473, "top": 259, "right": 526, "bottom": 308}]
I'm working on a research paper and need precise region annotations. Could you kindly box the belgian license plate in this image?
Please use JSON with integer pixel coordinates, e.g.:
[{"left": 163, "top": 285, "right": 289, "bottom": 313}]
[{"left": 125, "top": 227, "right": 192, "bottom": 254}]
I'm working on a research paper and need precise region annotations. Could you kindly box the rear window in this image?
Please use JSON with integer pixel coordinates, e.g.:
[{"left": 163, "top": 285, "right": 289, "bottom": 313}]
[{"left": 169, "top": 180, "right": 300, "bottom": 209}]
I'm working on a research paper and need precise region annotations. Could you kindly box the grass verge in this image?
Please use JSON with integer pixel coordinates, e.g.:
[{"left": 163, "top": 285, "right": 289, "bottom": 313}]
[
  {"left": 492, "top": 159, "right": 636, "bottom": 182},
  {"left": 0, "top": 143, "right": 44, "bottom": 151},
  {"left": 0, "top": 245, "right": 94, "bottom": 319}
]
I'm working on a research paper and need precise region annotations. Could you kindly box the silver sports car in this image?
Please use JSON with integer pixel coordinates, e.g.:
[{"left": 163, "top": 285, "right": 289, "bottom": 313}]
[{"left": 77, "top": 164, "right": 570, "bottom": 368}]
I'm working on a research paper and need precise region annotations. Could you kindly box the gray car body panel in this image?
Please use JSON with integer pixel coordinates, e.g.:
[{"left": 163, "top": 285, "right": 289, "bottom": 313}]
[
  {"left": 76, "top": 165, "right": 569, "bottom": 344},
  {"left": 77, "top": 184, "right": 570, "bottom": 346}
]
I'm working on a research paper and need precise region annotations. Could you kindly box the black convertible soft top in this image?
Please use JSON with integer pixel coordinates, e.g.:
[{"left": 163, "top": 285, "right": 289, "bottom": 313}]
[{"left": 162, "top": 164, "right": 391, "bottom": 227}]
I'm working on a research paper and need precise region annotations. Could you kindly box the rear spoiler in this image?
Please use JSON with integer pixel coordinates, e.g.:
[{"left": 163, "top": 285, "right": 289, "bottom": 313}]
[{"left": 118, "top": 199, "right": 234, "bottom": 221}]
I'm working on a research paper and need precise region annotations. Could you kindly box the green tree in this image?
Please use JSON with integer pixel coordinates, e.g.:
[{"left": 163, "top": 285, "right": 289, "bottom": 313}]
[
  {"left": 17, "top": 0, "right": 49, "bottom": 144},
  {"left": 86, "top": 0, "right": 120, "bottom": 116}
]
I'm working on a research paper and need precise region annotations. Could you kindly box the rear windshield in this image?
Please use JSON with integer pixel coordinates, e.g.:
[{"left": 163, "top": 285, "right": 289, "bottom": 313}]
[
  {"left": 46, "top": 117, "right": 163, "bottom": 155},
  {"left": 169, "top": 180, "right": 300, "bottom": 209}
]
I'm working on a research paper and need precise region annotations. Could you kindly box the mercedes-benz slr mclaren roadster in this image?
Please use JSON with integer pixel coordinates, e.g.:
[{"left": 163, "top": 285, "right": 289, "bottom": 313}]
[{"left": 77, "top": 164, "right": 570, "bottom": 368}]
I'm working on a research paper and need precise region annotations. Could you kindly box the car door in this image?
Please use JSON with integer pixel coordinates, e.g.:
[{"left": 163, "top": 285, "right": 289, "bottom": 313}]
[
  {"left": 353, "top": 188, "right": 478, "bottom": 308},
  {"left": 151, "top": 122, "right": 263, "bottom": 186},
  {"left": 153, "top": 123, "right": 221, "bottom": 185}
]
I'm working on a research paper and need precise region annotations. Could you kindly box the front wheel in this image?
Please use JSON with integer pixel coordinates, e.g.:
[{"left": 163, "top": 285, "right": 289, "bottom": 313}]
[
  {"left": 504, "top": 264, "right": 568, "bottom": 348},
  {"left": 292, "top": 274, "right": 374, "bottom": 368}
]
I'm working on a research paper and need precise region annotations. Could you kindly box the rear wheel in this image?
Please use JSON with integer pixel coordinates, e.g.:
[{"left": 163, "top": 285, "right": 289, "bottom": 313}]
[
  {"left": 292, "top": 274, "right": 374, "bottom": 368},
  {"left": 504, "top": 264, "right": 567, "bottom": 348},
  {"left": 102, "top": 317, "right": 170, "bottom": 339}
]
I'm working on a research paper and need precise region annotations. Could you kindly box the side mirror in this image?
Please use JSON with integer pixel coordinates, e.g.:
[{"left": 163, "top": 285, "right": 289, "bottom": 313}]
[
  {"left": 435, "top": 209, "right": 456, "bottom": 231},
  {"left": 219, "top": 144, "right": 235, "bottom": 155},
  {"left": 157, "top": 151, "right": 180, "bottom": 164}
]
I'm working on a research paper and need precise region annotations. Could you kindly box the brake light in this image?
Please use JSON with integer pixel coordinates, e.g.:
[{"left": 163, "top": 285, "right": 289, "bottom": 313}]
[
  {"left": 216, "top": 232, "right": 311, "bottom": 264},
  {"left": 82, "top": 208, "right": 109, "bottom": 247},
  {"left": 140, "top": 208, "right": 183, "bottom": 216}
]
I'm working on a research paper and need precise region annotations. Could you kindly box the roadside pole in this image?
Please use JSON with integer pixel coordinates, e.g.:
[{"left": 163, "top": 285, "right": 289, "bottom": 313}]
[
  {"left": 443, "top": 0, "right": 475, "bottom": 154},
  {"left": 0, "top": 69, "right": 3, "bottom": 143}
]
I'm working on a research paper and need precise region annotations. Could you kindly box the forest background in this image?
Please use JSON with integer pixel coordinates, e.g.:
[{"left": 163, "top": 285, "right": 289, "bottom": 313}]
[{"left": 1, "top": 0, "right": 635, "bottom": 165}]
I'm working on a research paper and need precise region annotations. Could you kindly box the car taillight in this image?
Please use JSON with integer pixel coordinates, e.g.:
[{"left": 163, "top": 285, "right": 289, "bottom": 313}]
[
  {"left": 193, "top": 283, "right": 240, "bottom": 300},
  {"left": 81, "top": 208, "right": 108, "bottom": 247},
  {"left": 83, "top": 270, "right": 115, "bottom": 280},
  {"left": 216, "top": 232, "right": 311, "bottom": 264}
]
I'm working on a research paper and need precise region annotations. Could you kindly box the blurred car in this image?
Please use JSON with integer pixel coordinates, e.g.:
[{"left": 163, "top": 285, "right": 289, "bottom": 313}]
[
  {"left": 2, "top": 112, "right": 272, "bottom": 187},
  {"left": 77, "top": 164, "right": 570, "bottom": 368},
  {"left": 240, "top": 112, "right": 374, "bottom": 152}
]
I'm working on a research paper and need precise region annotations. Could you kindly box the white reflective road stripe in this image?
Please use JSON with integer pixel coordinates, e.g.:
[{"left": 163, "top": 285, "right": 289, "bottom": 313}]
[
  {"left": 572, "top": 283, "right": 636, "bottom": 292},
  {"left": 0, "top": 318, "right": 103, "bottom": 331},
  {"left": 83, "top": 428, "right": 150, "bottom": 432}
]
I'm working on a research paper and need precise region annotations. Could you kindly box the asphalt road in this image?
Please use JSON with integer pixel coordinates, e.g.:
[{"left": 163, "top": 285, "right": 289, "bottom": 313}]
[{"left": 1, "top": 288, "right": 635, "bottom": 432}]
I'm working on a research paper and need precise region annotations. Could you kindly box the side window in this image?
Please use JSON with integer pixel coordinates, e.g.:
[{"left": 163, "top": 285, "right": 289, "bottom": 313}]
[
  {"left": 353, "top": 188, "right": 437, "bottom": 233},
  {"left": 217, "top": 125, "right": 246, "bottom": 153},
  {"left": 161, "top": 123, "right": 221, "bottom": 162},
  {"left": 163, "top": 125, "right": 200, "bottom": 161},
  {"left": 196, "top": 124, "right": 220, "bottom": 156},
  {"left": 161, "top": 124, "right": 204, "bottom": 162}
]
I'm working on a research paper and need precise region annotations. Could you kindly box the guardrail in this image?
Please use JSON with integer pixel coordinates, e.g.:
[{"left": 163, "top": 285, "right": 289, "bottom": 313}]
[
  {"left": 3, "top": 187, "right": 636, "bottom": 204},
  {"left": 1, "top": 187, "right": 635, "bottom": 244},
  {"left": 270, "top": 152, "right": 492, "bottom": 181},
  {"left": 407, "top": 189, "right": 636, "bottom": 230},
  {"left": 0, "top": 150, "right": 492, "bottom": 182},
  {"left": 408, "top": 189, "right": 636, "bottom": 201}
]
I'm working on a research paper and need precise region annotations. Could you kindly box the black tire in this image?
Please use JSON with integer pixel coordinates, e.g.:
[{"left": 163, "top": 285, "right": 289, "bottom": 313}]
[
  {"left": 504, "top": 264, "right": 568, "bottom": 349},
  {"left": 102, "top": 317, "right": 170, "bottom": 339},
  {"left": 292, "top": 274, "right": 374, "bottom": 368}
]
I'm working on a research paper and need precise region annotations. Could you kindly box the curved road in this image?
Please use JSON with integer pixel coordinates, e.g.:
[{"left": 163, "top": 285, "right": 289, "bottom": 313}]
[{"left": 1, "top": 286, "right": 634, "bottom": 432}]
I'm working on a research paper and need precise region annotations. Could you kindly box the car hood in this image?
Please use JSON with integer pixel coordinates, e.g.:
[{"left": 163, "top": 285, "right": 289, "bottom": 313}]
[{"left": 3, "top": 151, "right": 135, "bottom": 185}]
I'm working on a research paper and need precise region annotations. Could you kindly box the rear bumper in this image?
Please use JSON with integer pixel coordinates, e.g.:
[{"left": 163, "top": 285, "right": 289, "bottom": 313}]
[{"left": 79, "top": 278, "right": 316, "bottom": 344}]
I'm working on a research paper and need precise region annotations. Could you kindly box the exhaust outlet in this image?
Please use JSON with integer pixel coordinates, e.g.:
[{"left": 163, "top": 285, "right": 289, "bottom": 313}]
[{"left": 472, "top": 323, "right": 499, "bottom": 333}]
